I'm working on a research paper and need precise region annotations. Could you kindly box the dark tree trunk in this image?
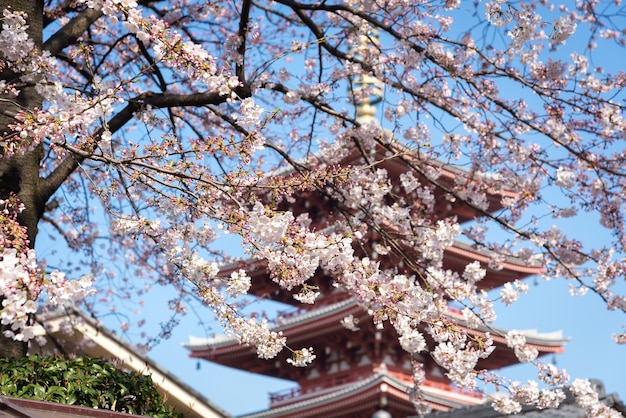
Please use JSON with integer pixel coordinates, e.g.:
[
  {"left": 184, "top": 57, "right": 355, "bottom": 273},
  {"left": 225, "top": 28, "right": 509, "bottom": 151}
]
[{"left": 0, "top": 0, "right": 45, "bottom": 358}]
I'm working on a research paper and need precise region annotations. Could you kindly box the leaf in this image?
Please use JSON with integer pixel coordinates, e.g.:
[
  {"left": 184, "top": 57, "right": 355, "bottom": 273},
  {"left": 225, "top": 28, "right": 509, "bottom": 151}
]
[{"left": 33, "top": 385, "right": 46, "bottom": 399}]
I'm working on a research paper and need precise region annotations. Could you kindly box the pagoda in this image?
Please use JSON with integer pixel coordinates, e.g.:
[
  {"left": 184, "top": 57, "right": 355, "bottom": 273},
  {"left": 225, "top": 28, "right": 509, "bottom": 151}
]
[
  {"left": 185, "top": 241, "right": 566, "bottom": 418},
  {"left": 184, "top": 62, "right": 568, "bottom": 417}
]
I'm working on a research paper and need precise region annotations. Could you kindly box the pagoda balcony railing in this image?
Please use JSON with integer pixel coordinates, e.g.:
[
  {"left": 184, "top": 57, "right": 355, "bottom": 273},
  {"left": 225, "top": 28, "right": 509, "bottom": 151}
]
[
  {"left": 421, "top": 380, "right": 484, "bottom": 400},
  {"left": 269, "top": 377, "right": 483, "bottom": 405},
  {"left": 269, "top": 371, "right": 359, "bottom": 404},
  {"left": 269, "top": 386, "right": 302, "bottom": 404}
]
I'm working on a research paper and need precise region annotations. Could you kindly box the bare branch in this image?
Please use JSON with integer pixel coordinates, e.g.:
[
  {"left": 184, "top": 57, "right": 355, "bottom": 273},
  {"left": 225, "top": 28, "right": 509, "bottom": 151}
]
[
  {"left": 39, "top": 89, "right": 241, "bottom": 202},
  {"left": 43, "top": 7, "right": 103, "bottom": 55},
  {"left": 237, "top": 0, "right": 252, "bottom": 85}
]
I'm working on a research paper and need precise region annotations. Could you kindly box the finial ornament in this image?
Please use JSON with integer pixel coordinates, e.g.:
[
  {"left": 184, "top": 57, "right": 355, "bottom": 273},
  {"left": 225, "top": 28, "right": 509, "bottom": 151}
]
[{"left": 351, "top": 28, "right": 384, "bottom": 124}]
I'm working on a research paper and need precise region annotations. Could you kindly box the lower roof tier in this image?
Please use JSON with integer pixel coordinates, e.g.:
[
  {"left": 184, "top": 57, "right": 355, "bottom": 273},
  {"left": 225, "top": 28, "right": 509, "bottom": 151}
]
[
  {"left": 185, "top": 299, "right": 566, "bottom": 384},
  {"left": 239, "top": 368, "right": 484, "bottom": 418}
]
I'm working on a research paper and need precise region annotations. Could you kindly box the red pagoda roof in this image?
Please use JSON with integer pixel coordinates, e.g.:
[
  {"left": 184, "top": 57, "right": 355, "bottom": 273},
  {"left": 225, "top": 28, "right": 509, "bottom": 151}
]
[
  {"left": 185, "top": 298, "right": 566, "bottom": 375},
  {"left": 271, "top": 141, "right": 522, "bottom": 227},
  {"left": 217, "top": 239, "right": 544, "bottom": 307}
]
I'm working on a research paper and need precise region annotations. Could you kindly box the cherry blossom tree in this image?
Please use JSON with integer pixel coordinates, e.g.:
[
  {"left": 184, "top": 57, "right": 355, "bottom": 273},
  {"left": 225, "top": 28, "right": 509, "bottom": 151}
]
[{"left": 0, "top": 0, "right": 625, "bottom": 415}]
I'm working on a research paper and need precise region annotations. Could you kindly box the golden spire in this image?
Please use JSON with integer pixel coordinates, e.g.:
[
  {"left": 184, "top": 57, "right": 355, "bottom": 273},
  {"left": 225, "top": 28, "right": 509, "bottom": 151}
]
[{"left": 351, "top": 29, "right": 383, "bottom": 124}]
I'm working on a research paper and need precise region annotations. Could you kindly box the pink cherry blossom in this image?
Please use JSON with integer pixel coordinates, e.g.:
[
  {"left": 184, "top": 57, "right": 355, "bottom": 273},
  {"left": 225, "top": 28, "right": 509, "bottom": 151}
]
[{"left": 0, "top": 0, "right": 625, "bottom": 415}]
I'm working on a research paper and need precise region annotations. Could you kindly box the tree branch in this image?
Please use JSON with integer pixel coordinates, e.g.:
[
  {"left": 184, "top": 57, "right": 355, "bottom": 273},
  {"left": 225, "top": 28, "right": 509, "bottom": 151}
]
[
  {"left": 39, "top": 90, "right": 237, "bottom": 202},
  {"left": 236, "top": 0, "right": 252, "bottom": 85},
  {"left": 43, "top": 0, "right": 164, "bottom": 54},
  {"left": 43, "top": 7, "right": 104, "bottom": 55}
]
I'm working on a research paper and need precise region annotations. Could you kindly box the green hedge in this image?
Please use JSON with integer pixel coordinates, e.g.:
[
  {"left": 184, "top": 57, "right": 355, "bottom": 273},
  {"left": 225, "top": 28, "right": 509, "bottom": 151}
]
[{"left": 0, "top": 355, "right": 182, "bottom": 417}]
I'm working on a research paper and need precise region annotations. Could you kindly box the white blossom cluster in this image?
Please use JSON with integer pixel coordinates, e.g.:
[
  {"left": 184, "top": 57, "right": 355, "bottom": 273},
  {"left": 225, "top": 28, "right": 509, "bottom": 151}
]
[
  {"left": 247, "top": 202, "right": 293, "bottom": 246},
  {"left": 432, "top": 340, "right": 488, "bottom": 389},
  {"left": 537, "top": 362, "right": 570, "bottom": 387},
  {"left": 226, "top": 269, "right": 252, "bottom": 297},
  {"left": 0, "top": 9, "right": 33, "bottom": 62},
  {"left": 234, "top": 317, "right": 286, "bottom": 359},
  {"left": 0, "top": 248, "right": 94, "bottom": 341},
  {"left": 509, "top": 380, "right": 565, "bottom": 409},
  {"left": 492, "top": 383, "right": 565, "bottom": 414},
  {"left": 570, "top": 379, "right": 623, "bottom": 417},
  {"left": 506, "top": 330, "right": 539, "bottom": 362},
  {"left": 286, "top": 347, "right": 316, "bottom": 367},
  {"left": 551, "top": 16, "right": 578, "bottom": 44},
  {"left": 292, "top": 286, "right": 320, "bottom": 304},
  {"left": 555, "top": 167, "right": 576, "bottom": 188},
  {"left": 396, "top": 314, "right": 427, "bottom": 354},
  {"left": 46, "top": 271, "right": 95, "bottom": 305},
  {"left": 343, "top": 168, "right": 392, "bottom": 211},
  {"left": 0, "top": 248, "right": 40, "bottom": 342},
  {"left": 236, "top": 98, "right": 266, "bottom": 130},
  {"left": 484, "top": 0, "right": 577, "bottom": 50},
  {"left": 492, "top": 395, "right": 522, "bottom": 414},
  {"left": 245, "top": 202, "right": 356, "bottom": 292},
  {"left": 340, "top": 314, "right": 360, "bottom": 331},
  {"left": 500, "top": 280, "right": 529, "bottom": 305}
]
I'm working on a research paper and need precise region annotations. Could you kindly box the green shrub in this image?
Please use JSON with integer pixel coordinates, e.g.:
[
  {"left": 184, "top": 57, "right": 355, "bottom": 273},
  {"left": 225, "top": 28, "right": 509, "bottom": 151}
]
[{"left": 0, "top": 355, "right": 181, "bottom": 418}]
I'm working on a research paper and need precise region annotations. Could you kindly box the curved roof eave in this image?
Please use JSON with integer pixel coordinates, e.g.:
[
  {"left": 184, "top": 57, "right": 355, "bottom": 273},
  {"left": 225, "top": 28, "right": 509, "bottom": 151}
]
[{"left": 184, "top": 299, "right": 567, "bottom": 353}]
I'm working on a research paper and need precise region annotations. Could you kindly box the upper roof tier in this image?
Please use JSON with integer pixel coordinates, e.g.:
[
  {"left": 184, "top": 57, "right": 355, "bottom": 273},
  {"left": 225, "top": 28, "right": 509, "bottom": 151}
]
[
  {"left": 270, "top": 139, "right": 521, "bottom": 228},
  {"left": 217, "top": 237, "right": 543, "bottom": 307}
]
